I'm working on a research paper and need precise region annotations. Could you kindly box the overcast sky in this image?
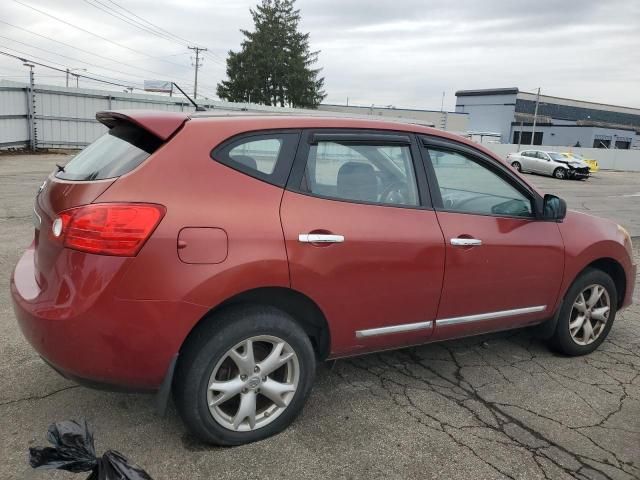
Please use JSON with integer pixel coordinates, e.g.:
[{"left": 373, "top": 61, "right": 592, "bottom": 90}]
[{"left": 1, "top": 0, "right": 639, "bottom": 110}]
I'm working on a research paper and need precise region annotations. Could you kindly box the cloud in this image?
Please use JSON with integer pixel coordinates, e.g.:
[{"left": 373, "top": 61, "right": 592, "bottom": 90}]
[{"left": 1, "top": 0, "right": 638, "bottom": 109}]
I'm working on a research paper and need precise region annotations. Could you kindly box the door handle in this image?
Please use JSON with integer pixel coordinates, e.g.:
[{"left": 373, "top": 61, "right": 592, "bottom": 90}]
[
  {"left": 450, "top": 237, "right": 482, "bottom": 247},
  {"left": 298, "top": 234, "right": 345, "bottom": 243}
]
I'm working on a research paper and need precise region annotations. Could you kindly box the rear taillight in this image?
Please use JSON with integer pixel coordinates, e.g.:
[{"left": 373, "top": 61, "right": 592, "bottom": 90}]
[{"left": 53, "top": 203, "right": 165, "bottom": 256}]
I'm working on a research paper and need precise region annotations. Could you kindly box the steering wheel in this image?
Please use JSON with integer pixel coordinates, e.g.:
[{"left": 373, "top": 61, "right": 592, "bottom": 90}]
[
  {"left": 380, "top": 181, "right": 411, "bottom": 205},
  {"left": 447, "top": 194, "right": 486, "bottom": 211}
]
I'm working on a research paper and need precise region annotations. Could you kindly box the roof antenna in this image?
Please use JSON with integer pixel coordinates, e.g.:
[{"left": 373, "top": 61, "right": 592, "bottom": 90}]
[{"left": 172, "top": 82, "right": 207, "bottom": 111}]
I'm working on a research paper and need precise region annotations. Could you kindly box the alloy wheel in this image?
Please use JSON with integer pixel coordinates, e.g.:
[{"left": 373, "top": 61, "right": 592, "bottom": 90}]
[
  {"left": 206, "top": 335, "right": 300, "bottom": 432},
  {"left": 554, "top": 168, "right": 566, "bottom": 179},
  {"left": 568, "top": 284, "right": 611, "bottom": 345}
]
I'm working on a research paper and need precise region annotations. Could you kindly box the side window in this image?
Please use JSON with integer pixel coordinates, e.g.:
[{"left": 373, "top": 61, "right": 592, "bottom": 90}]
[
  {"left": 521, "top": 151, "right": 533, "bottom": 157},
  {"left": 211, "top": 132, "right": 299, "bottom": 187},
  {"left": 228, "top": 138, "right": 281, "bottom": 174},
  {"left": 427, "top": 148, "right": 533, "bottom": 218},
  {"left": 536, "top": 151, "right": 549, "bottom": 160},
  {"left": 301, "top": 140, "right": 419, "bottom": 207}
]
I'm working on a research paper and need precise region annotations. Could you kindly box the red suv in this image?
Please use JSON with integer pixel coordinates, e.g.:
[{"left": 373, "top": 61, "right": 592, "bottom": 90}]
[{"left": 11, "top": 111, "right": 636, "bottom": 445}]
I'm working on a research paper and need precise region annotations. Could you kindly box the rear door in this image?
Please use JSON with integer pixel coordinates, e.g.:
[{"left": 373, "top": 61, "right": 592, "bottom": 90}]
[
  {"left": 420, "top": 136, "right": 564, "bottom": 339},
  {"left": 519, "top": 151, "right": 536, "bottom": 172},
  {"left": 280, "top": 130, "right": 446, "bottom": 356}
]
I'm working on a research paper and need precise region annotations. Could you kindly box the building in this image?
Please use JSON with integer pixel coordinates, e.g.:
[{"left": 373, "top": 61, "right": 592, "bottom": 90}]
[
  {"left": 318, "top": 103, "right": 469, "bottom": 132},
  {"left": 455, "top": 88, "right": 640, "bottom": 148}
]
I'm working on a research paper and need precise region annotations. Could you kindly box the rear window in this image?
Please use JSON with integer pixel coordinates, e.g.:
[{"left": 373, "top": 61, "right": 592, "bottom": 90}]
[{"left": 56, "top": 124, "right": 162, "bottom": 181}]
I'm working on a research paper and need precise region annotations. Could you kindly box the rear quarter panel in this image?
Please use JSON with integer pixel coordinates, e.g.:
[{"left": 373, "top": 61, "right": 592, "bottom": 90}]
[{"left": 95, "top": 119, "right": 291, "bottom": 311}]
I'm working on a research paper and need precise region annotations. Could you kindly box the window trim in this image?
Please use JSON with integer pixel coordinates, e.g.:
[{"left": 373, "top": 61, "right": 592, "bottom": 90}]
[
  {"left": 286, "top": 128, "right": 432, "bottom": 210},
  {"left": 210, "top": 129, "right": 301, "bottom": 187},
  {"left": 419, "top": 135, "right": 544, "bottom": 219}
]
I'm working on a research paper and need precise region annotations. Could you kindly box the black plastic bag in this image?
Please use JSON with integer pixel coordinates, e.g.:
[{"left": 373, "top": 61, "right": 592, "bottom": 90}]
[{"left": 29, "top": 419, "right": 153, "bottom": 480}]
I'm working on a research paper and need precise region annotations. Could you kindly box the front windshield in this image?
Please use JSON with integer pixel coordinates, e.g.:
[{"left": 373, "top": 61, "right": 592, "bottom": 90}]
[{"left": 549, "top": 153, "right": 566, "bottom": 162}]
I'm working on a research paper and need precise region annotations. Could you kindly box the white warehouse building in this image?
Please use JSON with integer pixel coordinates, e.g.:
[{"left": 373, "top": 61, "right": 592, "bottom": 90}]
[{"left": 455, "top": 88, "right": 640, "bottom": 149}]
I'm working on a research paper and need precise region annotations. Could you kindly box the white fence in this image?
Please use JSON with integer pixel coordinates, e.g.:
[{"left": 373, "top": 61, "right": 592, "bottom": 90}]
[
  {"left": 0, "top": 80, "right": 439, "bottom": 151},
  {"left": 483, "top": 143, "right": 640, "bottom": 172},
  {"left": 0, "top": 80, "right": 229, "bottom": 149},
  {"left": 2, "top": 80, "right": 639, "bottom": 171}
]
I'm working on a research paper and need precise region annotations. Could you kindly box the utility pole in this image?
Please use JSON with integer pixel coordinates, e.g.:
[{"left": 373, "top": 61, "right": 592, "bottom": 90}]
[
  {"left": 441, "top": 91, "right": 445, "bottom": 112},
  {"left": 24, "top": 63, "right": 36, "bottom": 150},
  {"left": 66, "top": 68, "right": 86, "bottom": 88},
  {"left": 530, "top": 87, "right": 540, "bottom": 145},
  {"left": 188, "top": 46, "right": 207, "bottom": 99}
]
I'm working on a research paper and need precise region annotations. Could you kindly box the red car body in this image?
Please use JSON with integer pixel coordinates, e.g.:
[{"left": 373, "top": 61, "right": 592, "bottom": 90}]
[{"left": 11, "top": 111, "right": 636, "bottom": 394}]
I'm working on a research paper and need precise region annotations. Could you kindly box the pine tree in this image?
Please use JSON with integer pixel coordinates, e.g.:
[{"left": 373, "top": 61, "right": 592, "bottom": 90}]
[{"left": 216, "top": 0, "right": 326, "bottom": 108}]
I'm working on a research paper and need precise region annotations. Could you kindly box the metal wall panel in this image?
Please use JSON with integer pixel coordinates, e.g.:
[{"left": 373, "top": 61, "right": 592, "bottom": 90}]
[
  {"left": 0, "top": 118, "right": 29, "bottom": 146},
  {"left": 0, "top": 87, "right": 28, "bottom": 116}
]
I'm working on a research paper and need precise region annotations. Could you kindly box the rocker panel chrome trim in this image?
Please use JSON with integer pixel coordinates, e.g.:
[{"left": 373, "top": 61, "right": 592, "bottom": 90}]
[
  {"left": 436, "top": 305, "right": 546, "bottom": 327},
  {"left": 356, "top": 320, "right": 433, "bottom": 338}
]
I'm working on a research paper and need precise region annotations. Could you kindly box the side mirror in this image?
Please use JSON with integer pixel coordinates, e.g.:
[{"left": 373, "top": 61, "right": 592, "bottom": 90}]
[{"left": 542, "top": 194, "right": 567, "bottom": 221}]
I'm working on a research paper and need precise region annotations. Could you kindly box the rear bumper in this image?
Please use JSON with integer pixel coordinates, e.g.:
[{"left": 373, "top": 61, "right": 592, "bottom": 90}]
[{"left": 11, "top": 246, "right": 207, "bottom": 390}]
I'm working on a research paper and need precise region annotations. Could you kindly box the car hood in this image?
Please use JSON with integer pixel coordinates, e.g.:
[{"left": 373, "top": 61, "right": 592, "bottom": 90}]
[{"left": 557, "top": 158, "right": 589, "bottom": 168}]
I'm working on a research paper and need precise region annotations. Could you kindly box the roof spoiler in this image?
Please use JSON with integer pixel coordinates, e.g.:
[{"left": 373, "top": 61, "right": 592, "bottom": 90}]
[{"left": 96, "top": 110, "right": 189, "bottom": 141}]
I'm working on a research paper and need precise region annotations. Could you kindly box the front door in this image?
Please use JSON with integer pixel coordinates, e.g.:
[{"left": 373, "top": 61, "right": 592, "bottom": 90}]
[
  {"left": 280, "top": 130, "right": 446, "bottom": 356},
  {"left": 421, "top": 138, "right": 564, "bottom": 340}
]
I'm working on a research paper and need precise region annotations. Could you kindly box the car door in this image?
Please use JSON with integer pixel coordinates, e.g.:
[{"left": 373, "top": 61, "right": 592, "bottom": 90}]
[
  {"left": 518, "top": 151, "right": 535, "bottom": 172},
  {"left": 536, "top": 151, "right": 553, "bottom": 174},
  {"left": 280, "top": 130, "right": 446, "bottom": 356},
  {"left": 420, "top": 136, "right": 564, "bottom": 340}
]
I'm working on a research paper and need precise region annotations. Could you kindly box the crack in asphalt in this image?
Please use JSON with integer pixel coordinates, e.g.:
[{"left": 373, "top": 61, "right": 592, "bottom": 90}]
[
  {"left": 0, "top": 385, "right": 80, "bottom": 406},
  {"left": 334, "top": 330, "right": 639, "bottom": 480}
]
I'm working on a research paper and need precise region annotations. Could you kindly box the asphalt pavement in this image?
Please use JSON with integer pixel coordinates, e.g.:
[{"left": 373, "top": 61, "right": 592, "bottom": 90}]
[{"left": 1, "top": 153, "right": 638, "bottom": 479}]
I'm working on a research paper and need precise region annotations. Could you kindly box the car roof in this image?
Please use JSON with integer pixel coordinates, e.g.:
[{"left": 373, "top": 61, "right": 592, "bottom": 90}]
[
  {"left": 96, "top": 109, "right": 503, "bottom": 161},
  {"left": 189, "top": 111, "right": 438, "bottom": 134}
]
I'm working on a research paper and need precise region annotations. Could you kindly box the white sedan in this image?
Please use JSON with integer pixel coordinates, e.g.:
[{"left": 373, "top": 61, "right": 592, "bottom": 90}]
[{"left": 507, "top": 150, "right": 590, "bottom": 180}]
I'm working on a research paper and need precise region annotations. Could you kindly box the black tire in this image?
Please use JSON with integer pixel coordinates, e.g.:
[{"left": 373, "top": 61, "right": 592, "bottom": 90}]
[
  {"left": 553, "top": 167, "right": 567, "bottom": 180},
  {"left": 549, "top": 268, "right": 617, "bottom": 356},
  {"left": 173, "top": 305, "right": 316, "bottom": 445},
  {"left": 511, "top": 161, "right": 522, "bottom": 172}
]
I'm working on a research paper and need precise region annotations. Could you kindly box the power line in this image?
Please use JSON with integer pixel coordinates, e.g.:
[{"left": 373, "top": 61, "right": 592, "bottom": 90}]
[
  {"left": 105, "top": 0, "right": 196, "bottom": 45},
  {"left": 0, "top": 45, "right": 142, "bottom": 88},
  {"left": 81, "top": 0, "right": 226, "bottom": 67},
  {"left": 11, "top": 0, "right": 188, "bottom": 69},
  {"left": 0, "top": 32, "right": 216, "bottom": 91},
  {"left": 0, "top": 50, "right": 139, "bottom": 89},
  {"left": 100, "top": 0, "right": 227, "bottom": 64},
  {"left": 0, "top": 20, "right": 188, "bottom": 81},
  {"left": 0, "top": 45, "right": 218, "bottom": 98},
  {"left": 82, "top": 0, "right": 189, "bottom": 48},
  {"left": 0, "top": 34, "right": 162, "bottom": 85}
]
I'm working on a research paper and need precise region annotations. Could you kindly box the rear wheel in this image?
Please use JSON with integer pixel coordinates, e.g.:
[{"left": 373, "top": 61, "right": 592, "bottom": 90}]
[
  {"left": 553, "top": 167, "right": 567, "bottom": 179},
  {"left": 549, "top": 268, "right": 617, "bottom": 356},
  {"left": 511, "top": 161, "right": 522, "bottom": 172},
  {"left": 174, "top": 306, "right": 316, "bottom": 445}
]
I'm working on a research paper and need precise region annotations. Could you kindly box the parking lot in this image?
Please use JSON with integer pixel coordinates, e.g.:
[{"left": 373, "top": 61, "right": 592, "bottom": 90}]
[{"left": 1, "top": 153, "right": 638, "bottom": 480}]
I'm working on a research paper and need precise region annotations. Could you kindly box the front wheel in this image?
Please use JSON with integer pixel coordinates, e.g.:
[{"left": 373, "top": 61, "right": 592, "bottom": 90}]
[
  {"left": 553, "top": 167, "right": 567, "bottom": 179},
  {"left": 173, "top": 306, "right": 316, "bottom": 445},
  {"left": 549, "top": 268, "right": 617, "bottom": 356}
]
